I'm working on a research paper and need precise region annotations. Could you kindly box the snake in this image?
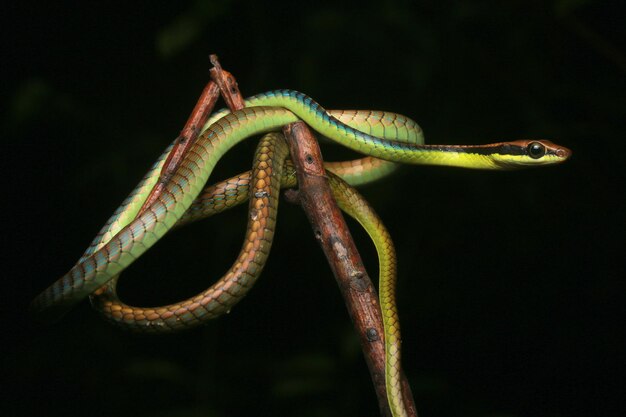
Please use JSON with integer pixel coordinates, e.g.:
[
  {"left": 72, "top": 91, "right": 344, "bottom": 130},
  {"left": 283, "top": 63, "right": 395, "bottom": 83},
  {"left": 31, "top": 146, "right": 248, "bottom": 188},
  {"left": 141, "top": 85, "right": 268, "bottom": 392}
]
[{"left": 31, "top": 89, "right": 572, "bottom": 417}]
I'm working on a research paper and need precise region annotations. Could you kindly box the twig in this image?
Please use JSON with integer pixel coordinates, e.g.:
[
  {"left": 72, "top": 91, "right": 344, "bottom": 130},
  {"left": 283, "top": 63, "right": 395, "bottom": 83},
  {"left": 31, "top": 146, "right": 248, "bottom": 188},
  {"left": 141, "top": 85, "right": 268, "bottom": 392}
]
[
  {"left": 210, "top": 54, "right": 246, "bottom": 110},
  {"left": 138, "top": 54, "right": 245, "bottom": 215},
  {"left": 283, "top": 122, "right": 418, "bottom": 417}
]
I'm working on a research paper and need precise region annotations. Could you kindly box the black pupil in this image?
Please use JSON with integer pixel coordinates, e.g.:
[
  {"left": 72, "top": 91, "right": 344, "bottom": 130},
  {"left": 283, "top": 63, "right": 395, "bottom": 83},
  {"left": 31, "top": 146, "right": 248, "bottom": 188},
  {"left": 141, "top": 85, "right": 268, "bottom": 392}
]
[{"left": 528, "top": 142, "right": 545, "bottom": 159}]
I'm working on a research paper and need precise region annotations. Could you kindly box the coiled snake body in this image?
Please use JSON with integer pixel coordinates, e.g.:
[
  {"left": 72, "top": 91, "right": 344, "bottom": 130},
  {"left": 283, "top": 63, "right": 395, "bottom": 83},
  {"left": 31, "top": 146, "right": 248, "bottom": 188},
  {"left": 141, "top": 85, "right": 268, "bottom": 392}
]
[{"left": 32, "top": 90, "right": 571, "bottom": 417}]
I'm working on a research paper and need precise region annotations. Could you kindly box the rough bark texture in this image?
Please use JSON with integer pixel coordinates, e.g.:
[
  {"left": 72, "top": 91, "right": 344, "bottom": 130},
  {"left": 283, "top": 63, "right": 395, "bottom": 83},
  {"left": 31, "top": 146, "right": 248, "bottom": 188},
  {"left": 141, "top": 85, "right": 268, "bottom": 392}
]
[
  {"left": 283, "top": 121, "right": 418, "bottom": 417},
  {"left": 210, "top": 54, "right": 246, "bottom": 110},
  {"left": 139, "top": 54, "right": 244, "bottom": 215}
]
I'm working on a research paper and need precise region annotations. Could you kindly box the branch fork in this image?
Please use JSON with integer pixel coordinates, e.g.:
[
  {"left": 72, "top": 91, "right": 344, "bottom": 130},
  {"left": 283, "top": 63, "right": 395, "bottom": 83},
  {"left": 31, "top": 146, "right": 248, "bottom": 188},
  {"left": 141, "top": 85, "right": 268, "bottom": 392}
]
[{"left": 137, "top": 55, "right": 418, "bottom": 417}]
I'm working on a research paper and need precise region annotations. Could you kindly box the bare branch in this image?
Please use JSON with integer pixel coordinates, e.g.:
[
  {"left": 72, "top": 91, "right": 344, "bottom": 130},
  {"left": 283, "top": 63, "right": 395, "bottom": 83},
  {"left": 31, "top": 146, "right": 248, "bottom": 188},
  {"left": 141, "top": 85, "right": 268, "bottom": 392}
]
[
  {"left": 283, "top": 121, "right": 417, "bottom": 417},
  {"left": 139, "top": 55, "right": 244, "bottom": 215}
]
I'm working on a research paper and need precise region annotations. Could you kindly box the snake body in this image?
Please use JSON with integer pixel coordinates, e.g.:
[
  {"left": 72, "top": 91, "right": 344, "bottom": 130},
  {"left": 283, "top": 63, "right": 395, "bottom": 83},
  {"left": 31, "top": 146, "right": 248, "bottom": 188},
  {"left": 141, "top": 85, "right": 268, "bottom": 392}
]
[
  {"left": 82, "top": 106, "right": 420, "bottom": 263},
  {"left": 91, "top": 132, "right": 289, "bottom": 330},
  {"left": 31, "top": 90, "right": 571, "bottom": 417}
]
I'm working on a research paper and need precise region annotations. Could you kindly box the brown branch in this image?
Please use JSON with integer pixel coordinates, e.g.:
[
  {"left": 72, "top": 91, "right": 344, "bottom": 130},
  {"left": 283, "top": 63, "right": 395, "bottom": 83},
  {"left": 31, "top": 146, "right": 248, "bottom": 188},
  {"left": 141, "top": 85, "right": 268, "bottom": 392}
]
[
  {"left": 138, "top": 54, "right": 245, "bottom": 215},
  {"left": 283, "top": 121, "right": 418, "bottom": 417},
  {"left": 210, "top": 54, "right": 246, "bottom": 110}
]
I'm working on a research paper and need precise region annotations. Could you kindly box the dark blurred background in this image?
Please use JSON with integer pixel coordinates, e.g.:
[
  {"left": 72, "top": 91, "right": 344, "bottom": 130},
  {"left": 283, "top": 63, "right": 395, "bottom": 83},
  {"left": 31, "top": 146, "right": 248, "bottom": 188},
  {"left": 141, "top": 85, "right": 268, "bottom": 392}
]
[{"left": 2, "top": 1, "right": 624, "bottom": 416}]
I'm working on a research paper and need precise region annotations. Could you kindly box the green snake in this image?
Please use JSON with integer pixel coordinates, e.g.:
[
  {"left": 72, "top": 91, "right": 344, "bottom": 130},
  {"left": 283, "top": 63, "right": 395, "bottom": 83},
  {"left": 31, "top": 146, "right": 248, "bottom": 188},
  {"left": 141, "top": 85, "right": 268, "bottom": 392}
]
[{"left": 31, "top": 89, "right": 571, "bottom": 417}]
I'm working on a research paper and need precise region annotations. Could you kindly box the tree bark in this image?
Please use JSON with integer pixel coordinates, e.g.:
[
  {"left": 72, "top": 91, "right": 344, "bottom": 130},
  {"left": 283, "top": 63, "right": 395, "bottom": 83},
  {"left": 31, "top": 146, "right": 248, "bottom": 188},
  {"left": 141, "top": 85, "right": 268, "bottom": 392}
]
[
  {"left": 283, "top": 121, "right": 418, "bottom": 417},
  {"left": 139, "top": 54, "right": 244, "bottom": 215}
]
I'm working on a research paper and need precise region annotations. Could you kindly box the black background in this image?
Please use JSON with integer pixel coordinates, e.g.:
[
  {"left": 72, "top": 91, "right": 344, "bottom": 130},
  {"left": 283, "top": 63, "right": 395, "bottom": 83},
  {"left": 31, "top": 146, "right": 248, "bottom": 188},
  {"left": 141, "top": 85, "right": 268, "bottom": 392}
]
[{"left": 2, "top": 1, "right": 624, "bottom": 416}]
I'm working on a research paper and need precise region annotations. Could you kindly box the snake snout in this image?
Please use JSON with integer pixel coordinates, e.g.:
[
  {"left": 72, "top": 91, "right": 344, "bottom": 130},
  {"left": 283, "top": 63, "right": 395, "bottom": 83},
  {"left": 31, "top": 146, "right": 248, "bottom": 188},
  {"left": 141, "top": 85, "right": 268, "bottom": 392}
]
[{"left": 555, "top": 145, "right": 572, "bottom": 160}]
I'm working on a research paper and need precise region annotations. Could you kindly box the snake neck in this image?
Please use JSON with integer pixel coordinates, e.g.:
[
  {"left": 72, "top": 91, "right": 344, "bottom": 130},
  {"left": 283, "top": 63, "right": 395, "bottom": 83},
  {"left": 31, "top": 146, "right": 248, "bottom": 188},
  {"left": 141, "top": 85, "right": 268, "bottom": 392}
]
[{"left": 244, "top": 90, "right": 570, "bottom": 170}]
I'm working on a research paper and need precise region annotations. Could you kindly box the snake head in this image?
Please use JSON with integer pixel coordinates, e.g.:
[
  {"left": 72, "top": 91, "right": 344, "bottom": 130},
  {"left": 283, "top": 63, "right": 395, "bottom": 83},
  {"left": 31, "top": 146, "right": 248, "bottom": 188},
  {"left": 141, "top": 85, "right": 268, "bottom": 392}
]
[{"left": 492, "top": 139, "right": 572, "bottom": 169}]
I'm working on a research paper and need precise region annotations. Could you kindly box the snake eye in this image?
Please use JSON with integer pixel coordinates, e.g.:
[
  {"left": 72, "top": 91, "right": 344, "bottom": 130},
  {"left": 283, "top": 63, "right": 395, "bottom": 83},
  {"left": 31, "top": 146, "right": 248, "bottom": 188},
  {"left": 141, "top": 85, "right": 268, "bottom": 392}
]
[{"left": 527, "top": 142, "right": 546, "bottom": 159}]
